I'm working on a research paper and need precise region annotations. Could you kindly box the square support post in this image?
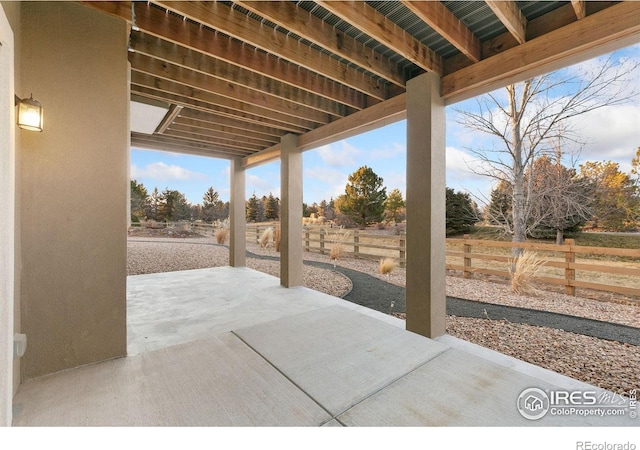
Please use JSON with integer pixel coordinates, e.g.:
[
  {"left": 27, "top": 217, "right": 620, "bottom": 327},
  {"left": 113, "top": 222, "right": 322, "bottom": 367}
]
[
  {"left": 280, "top": 134, "right": 303, "bottom": 287},
  {"left": 405, "top": 72, "right": 447, "bottom": 338},
  {"left": 229, "top": 158, "right": 246, "bottom": 267}
]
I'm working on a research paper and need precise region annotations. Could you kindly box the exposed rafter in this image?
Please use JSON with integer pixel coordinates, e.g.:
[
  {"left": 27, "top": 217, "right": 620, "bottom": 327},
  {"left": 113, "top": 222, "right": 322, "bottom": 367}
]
[
  {"left": 401, "top": 0, "right": 482, "bottom": 63},
  {"left": 155, "top": 1, "right": 388, "bottom": 101},
  {"left": 78, "top": 1, "right": 637, "bottom": 162},
  {"left": 316, "top": 0, "right": 444, "bottom": 75},
  {"left": 485, "top": 1, "right": 528, "bottom": 45},
  {"left": 571, "top": 0, "right": 587, "bottom": 20},
  {"left": 235, "top": 0, "right": 406, "bottom": 88}
]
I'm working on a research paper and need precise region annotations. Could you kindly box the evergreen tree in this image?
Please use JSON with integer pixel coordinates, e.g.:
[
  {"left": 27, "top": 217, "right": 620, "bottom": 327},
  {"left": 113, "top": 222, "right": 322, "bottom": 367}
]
[
  {"left": 264, "top": 192, "right": 279, "bottom": 220},
  {"left": 339, "top": 166, "right": 387, "bottom": 228},
  {"left": 246, "top": 193, "right": 259, "bottom": 222},
  {"left": 130, "top": 179, "right": 149, "bottom": 221},
  {"left": 384, "top": 188, "right": 405, "bottom": 224},
  {"left": 446, "top": 188, "right": 479, "bottom": 236},
  {"left": 202, "top": 187, "right": 220, "bottom": 222}
]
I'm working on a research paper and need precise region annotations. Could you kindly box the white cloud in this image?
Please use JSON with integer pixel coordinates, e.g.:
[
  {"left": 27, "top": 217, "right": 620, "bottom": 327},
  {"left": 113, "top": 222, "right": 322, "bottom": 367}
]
[
  {"left": 130, "top": 162, "right": 207, "bottom": 182},
  {"left": 316, "top": 142, "right": 361, "bottom": 167},
  {"left": 566, "top": 104, "right": 640, "bottom": 163},
  {"left": 370, "top": 142, "right": 405, "bottom": 161}
]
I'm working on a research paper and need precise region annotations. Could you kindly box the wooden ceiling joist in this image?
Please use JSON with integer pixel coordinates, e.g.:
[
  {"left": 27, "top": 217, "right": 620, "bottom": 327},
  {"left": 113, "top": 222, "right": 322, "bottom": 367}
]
[
  {"left": 401, "top": 1, "right": 482, "bottom": 63},
  {"left": 129, "top": 31, "right": 368, "bottom": 111},
  {"left": 171, "top": 118, "right": 280, "bottom": 145},
  {"left": 485, "top": 1, "right": 528, "bottom": 45},
  {"left": 234, "top": 0, "right": 407, "bottom": 88},
  {"left": 129, "top": 52, "right": 339, "bottom": 122},
  {"left": 130, "top": 72, "right": 323, "bottom": 132},
  {"left": 155, "top": 1, "right": 389, "bottom": 101},
  {"left": 316, "top": 0, "right": 444, "bottom": 75},
  {"left": 80, "top": 1, "right": 637, "bottom": 164}
]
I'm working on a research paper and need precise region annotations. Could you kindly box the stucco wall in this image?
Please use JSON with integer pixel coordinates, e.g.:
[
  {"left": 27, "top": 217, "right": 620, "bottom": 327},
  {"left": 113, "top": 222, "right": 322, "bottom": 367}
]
[
  {"left": 19, "top": 2, "right": 128, "bottom": 380},
  {"left": 0, "top": 1, "right": 16, "bottom": 427},
  {"left": 2, "top": 0, "right": 22, "bottom": 403}
]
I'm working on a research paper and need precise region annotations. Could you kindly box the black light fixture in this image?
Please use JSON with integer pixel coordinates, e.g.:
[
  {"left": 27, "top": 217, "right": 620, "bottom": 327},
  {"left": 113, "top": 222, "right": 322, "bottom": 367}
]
[{"left": 16, "top": 94, "right": 44, "bottom": 132}]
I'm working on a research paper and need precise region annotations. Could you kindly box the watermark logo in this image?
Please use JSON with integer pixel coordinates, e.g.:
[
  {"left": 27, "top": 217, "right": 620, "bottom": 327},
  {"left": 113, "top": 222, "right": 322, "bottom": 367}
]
[
  {"left": 517, "top": 387, "right": 550, "bottom": 420},
  {"left": 517, "top": 387, "right": 637, "bottom": 421}
]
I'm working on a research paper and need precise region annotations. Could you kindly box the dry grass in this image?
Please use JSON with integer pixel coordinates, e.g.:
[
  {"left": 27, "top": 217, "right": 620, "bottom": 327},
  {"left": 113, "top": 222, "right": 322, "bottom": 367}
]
[
  {"left": 509, "top": 251, "right": 544, "bottom": 295},
  {"left": 259, "top": 227, "right": 274, "bottom": 248},
  {"left": 327, "top": 230, "right": 351, "bottom": 265},
  {"left": 379, "top": 257, "right": 397, "bottom": 275},
  {"left": 274, "top": 225, "right": 281, "bottom": 252},
  {"left": 214, "top": 228, "right": 228, "bottom": 244}
]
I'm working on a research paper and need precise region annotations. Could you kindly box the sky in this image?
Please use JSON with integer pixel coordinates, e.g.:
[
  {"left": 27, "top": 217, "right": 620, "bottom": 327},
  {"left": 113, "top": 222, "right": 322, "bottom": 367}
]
[{"left": 130, "top": 43, "right": 640, "bottom": 207}]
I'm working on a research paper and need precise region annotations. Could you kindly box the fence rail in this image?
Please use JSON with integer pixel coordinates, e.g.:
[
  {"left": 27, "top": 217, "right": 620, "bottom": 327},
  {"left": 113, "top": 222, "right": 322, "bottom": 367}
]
[
  {"left": 245, "top": 225, "right": 640, "bottom": 299},
  {"left": 142, "top": 222, "right": 640, "bottom": 299}
]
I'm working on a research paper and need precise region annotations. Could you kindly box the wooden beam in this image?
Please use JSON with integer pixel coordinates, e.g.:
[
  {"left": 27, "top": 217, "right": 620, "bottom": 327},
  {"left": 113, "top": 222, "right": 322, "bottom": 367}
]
[
  {"left": 131, "top": 83, "right": 314, "bottom": 134},
  {"left": 129, "top": 52, "right": 341, "bottom": 122},
  {"left": 85, "top": 2, "right": 376, "bottom": 109},
  {"left": 162, "top": 129, "right": 266, "bottom": 153},
  {"left": 401, "top": 1, "right": 482, "bottom": 63},
  {"left": 177, "top": 109, "right": 284, "bottom": 140},
  {"left": 485, "top": 1, "right": 527, "bottom": 45},
  {"left": 242, "top": 93, "right": 407, "bottom": 168},
  {"left": 130, "top": 31, "right": 367, "bottom": 111},
  {"left": 172, "top": 117, "right": 280, "bottom": 145},
  {"left": 571, "top": 0, "right": 587, "bottom": 20},
  {"left": 235, "top": 1, "right": 406, "bottom": 88},
  {"left": 132, "top": 133, "right": 251, "bottom": 159},
  {"left": 166, "top": 123, "right": 277, "bottom": 148},
  {"left": 316, "top": 0, "right": 443, "bottom": 75},
  {"left": 442, "top": 1, "right": 640, "bottom": 104},
  {"left": 155, "top": 1, "right": 388, "bottom": 101}
]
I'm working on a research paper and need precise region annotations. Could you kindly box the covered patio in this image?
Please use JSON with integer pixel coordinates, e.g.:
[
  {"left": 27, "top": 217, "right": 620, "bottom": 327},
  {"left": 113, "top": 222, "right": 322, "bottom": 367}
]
[
  {"left": 11, "top": 267, "right": 634, "bottom": 426},
  {"left": 2, "top": 1, "right": 640, "bottom": 429}
]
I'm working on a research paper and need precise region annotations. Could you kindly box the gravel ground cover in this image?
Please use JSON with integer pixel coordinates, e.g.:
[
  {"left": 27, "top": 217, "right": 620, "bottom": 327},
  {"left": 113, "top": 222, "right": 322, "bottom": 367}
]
[{"left": 127, "top": 232, "right": 639, "bottom": 394}]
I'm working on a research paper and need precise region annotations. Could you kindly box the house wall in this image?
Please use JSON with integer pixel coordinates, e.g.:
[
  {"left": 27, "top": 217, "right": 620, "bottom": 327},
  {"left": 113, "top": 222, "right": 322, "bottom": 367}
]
[
  {"left": 0, "top": 1, "right": 16, "bottom": 427},
  {"left": 18, "top": 2, "right": 129, "bottom": 380},
  {"left": 2, "top": 0, "right": 22, "bottom": 405}
]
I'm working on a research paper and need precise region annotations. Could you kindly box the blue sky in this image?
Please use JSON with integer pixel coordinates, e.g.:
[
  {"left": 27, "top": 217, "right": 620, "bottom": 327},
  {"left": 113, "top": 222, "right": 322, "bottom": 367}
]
[{"left": 131, "top": 44, "right": 640, "bottom": 207}]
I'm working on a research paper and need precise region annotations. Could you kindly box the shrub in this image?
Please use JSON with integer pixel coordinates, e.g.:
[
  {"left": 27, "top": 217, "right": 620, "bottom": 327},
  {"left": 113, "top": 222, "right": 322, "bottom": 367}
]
[
  {"left": 509, "top": 251, "right": 544, "bottom": 295},
  {"left": 259, "top": 227, "right": 274, "bottom": 248},
  {"left": 215, "top": 228, "right": 228, "bottom": 244},
  {"left": 379, "top": 258, "right": 397, "bottom": 275},
  {"left": 274, "top": 225, "right": 281, "bottom": 252}
]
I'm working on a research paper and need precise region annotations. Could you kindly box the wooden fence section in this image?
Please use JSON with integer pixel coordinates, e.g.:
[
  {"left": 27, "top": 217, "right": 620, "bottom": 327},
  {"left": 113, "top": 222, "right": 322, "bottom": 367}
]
[
  {"left": 446, "top": 236, "right": 640, "bottom": 298},
  {"left": 244, "top": 225, "right": 640, "bottom": 298}
]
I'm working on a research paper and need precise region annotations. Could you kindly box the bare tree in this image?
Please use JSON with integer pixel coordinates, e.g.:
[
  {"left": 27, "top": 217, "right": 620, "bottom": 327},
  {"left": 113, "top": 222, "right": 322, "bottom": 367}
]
[{"left": 456, "top": 56, "right": 637, "bottom": 253}]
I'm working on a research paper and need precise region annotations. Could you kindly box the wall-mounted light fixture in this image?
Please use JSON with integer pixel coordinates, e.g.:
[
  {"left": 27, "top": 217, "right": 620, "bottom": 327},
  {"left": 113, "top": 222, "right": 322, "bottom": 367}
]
[{"left": 15, "top": 94, "right": 44, "bottom": 132}]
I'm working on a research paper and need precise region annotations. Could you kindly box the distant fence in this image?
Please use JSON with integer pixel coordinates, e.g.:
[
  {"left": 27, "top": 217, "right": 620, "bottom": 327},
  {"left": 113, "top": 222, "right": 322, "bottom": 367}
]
[
  {"left": 142, "top": 222, "right": 640, "bottom": 298},
  {"left": 245, "top": 225, "right": 640, "bottom": 299}
]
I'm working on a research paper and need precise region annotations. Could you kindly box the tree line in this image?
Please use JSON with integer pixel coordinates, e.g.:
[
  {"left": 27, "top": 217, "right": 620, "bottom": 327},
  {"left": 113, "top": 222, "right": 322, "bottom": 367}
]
[{"left": 130, "top": 182, "right": 230, "bottom": 223}]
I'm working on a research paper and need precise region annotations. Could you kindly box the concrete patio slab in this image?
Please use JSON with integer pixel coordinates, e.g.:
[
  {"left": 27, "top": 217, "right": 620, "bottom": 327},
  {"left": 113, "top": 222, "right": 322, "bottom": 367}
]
[
  {"left": 12, "top": 267, "right": 637, "bottom": 427},
  {"left": 337, "top": 348, "right": 631, "bottom": 426},
  {"left": 235, "top": 304, "right": 448, "bottom": 416},
  {"left": 13, "top": 332, "right": 331, "bottom": 426},
  {"left": 127, "top": 267, "right": 405, "bottom": 355}
]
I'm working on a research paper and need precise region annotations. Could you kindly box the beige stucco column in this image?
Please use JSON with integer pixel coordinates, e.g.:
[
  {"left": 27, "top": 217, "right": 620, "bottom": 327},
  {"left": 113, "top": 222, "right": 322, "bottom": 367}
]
[
  {"left": 405, "top": 72, "right": 447, "bottom": 338},
  {"left": 229, "top": 157, "right": 246, "bottom": 267},
  {"left": 280, "top": 134, "right": 303, "bottom": 287},
  {"left": 18, "top": 2, "right": 129, "bottom": 380}
]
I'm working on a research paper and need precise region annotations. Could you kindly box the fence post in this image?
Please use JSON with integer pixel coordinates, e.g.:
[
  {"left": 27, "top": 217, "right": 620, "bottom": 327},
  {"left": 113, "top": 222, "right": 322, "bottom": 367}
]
[
  {"left": 255, "top": 226, "right": 260, "bottom": 244},
  {"left": 304, "top": 229, "right": 310, "bottom": 252},
  {"left": 463, "top": 234, "right": 472, "bottom": 279},
  {"left": 564, "top": 238, "right": 576, "bottom": 296},
  {"left": 354, "top": 230, "right": 360, "bottom": 259},
  {"left": 399, "top": 232, "right": 406, "bottom": 268},
  {"left": 319, "top": 229, "right": 325, "bottom": 255}
]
